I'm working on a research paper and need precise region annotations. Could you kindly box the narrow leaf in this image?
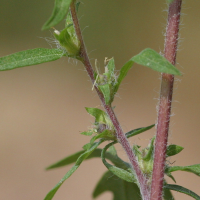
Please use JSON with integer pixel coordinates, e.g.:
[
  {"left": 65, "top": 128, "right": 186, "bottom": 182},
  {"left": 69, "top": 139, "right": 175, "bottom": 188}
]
[
  {"left": 93, "top": 171, "right": 141, "bottom": 200},
  {"left": 143, "top": 136, "right": 155, "bottom": 161},
  {"left": 104, "top": 144, "right": 131, "bottom": 170},
  {"left": 0, "top": 48, "right": 64, "bottom": 71},
  {"left": 90, "top": 135, "right": 100, "bottom": 145},
  {"left": 46, "top": 149, "right": 86, "bottom": 170},
  {"left": 103, "top": 164, "right": 135, "bottom": 182},
  {"left": 165, "top": 170, "right": 176, "bottom": 183},
  {"left": 163, "top": 189, "right": 174, "bottom": 200},
  {"left": 101, "top": 142, "right": 136, "bottom": 183},
  {"left": 113, "top": 59, "right": 134, "bottom": 94},
  {"left": 106, "top": 148, "right": 130, "bottom": 170},
  {"left": 44, "top": 165, "right": 78, "bottom": 200},
  {"left": 132, "top": 48, "right": 181, "bottom": 75},
  {"left": 82, "top": 143, "right": 91, "bottom": 150},
  {"left": 166, "top": 144, "right": 184, "bottom": 157},
  {"left": 98, "top": 84, "right": 111, "bottom": 105},
  {"left": 164, "top": 184, "right": 200, "bottom": 200},
  {"left": 47, "top": 148, "right": 105, "bottom": 170},
  {"left": 107, "top": 58, "right": 115, "bottom": 74},
  {"left": 163, "top": 181, "right": 174, "bottom": 200},
  {"left": 108, "top": 145, "right": 117, "bottom": 156},
  {"left": 76, "top": 1, "right": 81, "bottom": 12},
  {"left": 90, "top": 129, "right": 115, "bottom": 144},
  {"left": 42, "top": 0, "right": 73, "bottom": 30},
  {"left": 125, "top": 124, "right": 155, "bottom": 138},
  {"left": 80, "top": 131, "right": 93, "bottom": 136},
  {"left": 44, "top": 140, "right": 103, "bottom": 200},
  {"left": 46, "top": 145, "right": 129, "bottom": 170},
  {"left": 85, "top": 107, "right": 107, "bottom": 124},
  {"left": 167, "top": 164, "right": 200, "bottom": 176}
]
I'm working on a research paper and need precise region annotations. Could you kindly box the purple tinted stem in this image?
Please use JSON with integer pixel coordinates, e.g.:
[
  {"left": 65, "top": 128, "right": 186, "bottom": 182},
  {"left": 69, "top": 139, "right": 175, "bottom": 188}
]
[
  {"left": 70, "top": 2, "right": 150, "bottom": 199},
  {"left": 150, "top": 1, "right": 182, "bottom": 200}
]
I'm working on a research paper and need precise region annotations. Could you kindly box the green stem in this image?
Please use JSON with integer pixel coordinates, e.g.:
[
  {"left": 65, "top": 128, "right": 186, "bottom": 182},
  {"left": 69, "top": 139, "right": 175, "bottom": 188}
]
[{"left": 150, "top": 1, "right": 182, "bottom": 199}]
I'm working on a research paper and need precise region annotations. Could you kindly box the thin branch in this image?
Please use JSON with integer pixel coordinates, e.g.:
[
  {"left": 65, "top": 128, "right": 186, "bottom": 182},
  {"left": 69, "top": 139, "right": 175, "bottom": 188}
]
[
  {"left": 70, "top": 2, "right": 150, "bottom": 199},
  {"left": 150, "top": 1, "right": 182, "bottom": 200}
]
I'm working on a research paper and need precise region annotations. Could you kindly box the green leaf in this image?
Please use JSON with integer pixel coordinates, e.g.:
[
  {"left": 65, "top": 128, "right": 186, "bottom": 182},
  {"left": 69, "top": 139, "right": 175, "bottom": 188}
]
[
  {"left": 46, "top": 148, "right": 105, "bottom": 170},
  {"left": 93, "top": 171, "right": 141, "bottom": 200},
  {"left": 82, "top": 143, "right": 91, "bottom": 150},
  {"left": 42, "top": 0, "right": 73, "bottom": 30},
  {"left": 90, "top": 133, "right": 104, "bottom": 145},
  {"left": 107, "top": 58, "right": 115, "bottom": 75},
  {"left": 93, "top": 173, "right": 173, "bottom": 200},
  {"left": 108, "top": 144, "right": 117, "bottom": 156},
  {"left": 76, "top": 1, "right": 81, "bottom": 12},
  {"left": 85, "top": 107, "right": 107, "bottom": 124},
  {"left": 142, "top": 137, "right": 155, "bottom": 162},
  {"left": 53, "top": 11, "right": 80, "bottom": 58},
  {"left": 163, "top": 180, "right": 174, "bottom": 200},
  {"left": 132, "top": 145, "right": 142, "bottom": 158},
  {"left": 45, "top": 124, "right": 154, "bottom": 198},
  {"left": 165, "top": 170, "right": 176, "bottom": 183},
  {"left": 44, "top": 165, "right": 78, "bottom": 200},
  {"left": 163, "top": 181, "right": 174, "bottom": 200},
  {"left": 166, "top": 144, "right": 184, "bottom": 157},
  {"left": 54, "top": 27, "right": 80, "bottom": 57},
  {"left": 164, "top": 184, "right": 200, "bottom": 200},
  {"left": 101, "top": 142, "right": 136, "bottom": 183},
  {"left": 90, "top": 129, "right": 116, "bottom": 144},
  {"left": 104, "top": 144, "right": 131, "bottom": 170},
  {"left": 44, "top": 140, "right": 104, "bottom": 200},
  {"left": 132, "top": 48, "right": 181, "bottom": 75},
  {"left": 125, "top": 124, "right": 155, "bottom": 138},
  {"left": 46, "top": 144, "right": 129, "bottom": 170},
  {"left": 80, "top": 131, "right": 93, "bottom": 136},
  {"left": 46, "top": 149, "right": 86, "bottom": 170},
  {"left": 0, "top": 48, "right": 64, "bottom": 71},
  {"left": 167, "top": 164, "right": 200, "bottom": 177},
  {"left": 113, "top": 59, "right": 134, "bottom": 94},
  {"left": 98, "top": 84, "right": 111, "bottom": 105}
]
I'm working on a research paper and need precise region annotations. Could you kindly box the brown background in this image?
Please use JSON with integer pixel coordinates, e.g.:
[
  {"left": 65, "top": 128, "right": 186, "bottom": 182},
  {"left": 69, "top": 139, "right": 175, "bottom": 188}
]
[{"left": 0, "top": 0, "right": 200, "bottom": 199}]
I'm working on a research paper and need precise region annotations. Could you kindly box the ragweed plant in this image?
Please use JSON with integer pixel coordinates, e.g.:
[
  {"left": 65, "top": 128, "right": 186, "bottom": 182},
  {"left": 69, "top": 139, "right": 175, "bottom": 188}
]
[{"left": 0, "top": 0, "right": 200, "bottom": 200}]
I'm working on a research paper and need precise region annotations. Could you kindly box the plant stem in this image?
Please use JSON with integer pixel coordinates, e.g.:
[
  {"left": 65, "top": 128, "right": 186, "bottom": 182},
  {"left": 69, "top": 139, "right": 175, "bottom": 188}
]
[
  {"left": 150, "top": 1, "right": 182, "bottom": 199},
  {"left": 70, "top": 2, "right": 150, "bottom": 199}
]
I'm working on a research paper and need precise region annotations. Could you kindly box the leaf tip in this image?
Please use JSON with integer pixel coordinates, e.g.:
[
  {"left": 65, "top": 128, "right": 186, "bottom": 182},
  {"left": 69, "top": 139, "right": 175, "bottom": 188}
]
[{"left": 41, "top": 25, "right": 47, "bottom": 31}]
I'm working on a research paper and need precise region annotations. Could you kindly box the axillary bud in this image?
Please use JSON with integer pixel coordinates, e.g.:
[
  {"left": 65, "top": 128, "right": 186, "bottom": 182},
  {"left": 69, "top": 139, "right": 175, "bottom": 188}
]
[{"left": 53, "top": 27, "right": 80, "bottom": 57}]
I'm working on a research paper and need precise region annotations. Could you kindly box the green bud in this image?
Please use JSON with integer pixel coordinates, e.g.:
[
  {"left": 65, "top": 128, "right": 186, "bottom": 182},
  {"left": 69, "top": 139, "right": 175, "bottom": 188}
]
[
  {"left": 94, "top": 58, "right": 118, "bottom": 104},
  {"left": 133, "top": 138, "right": 155, "bottom": 177},
  {"left": 142, "top": 157, "right": 154, "bottom": 175},
  {"left": 54, "top": 28, "right": 80, "bottom": 57}
]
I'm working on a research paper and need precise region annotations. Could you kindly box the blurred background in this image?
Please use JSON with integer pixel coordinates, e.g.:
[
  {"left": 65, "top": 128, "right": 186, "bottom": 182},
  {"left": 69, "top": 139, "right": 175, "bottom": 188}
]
[{"left": 0, "top": 0, "right": 200, "bottom": 199}]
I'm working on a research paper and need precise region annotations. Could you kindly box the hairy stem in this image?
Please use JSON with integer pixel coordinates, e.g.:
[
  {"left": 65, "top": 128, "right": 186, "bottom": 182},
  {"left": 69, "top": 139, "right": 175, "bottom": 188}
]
[
  {"left": 150, "top": 1, "right": 182, "bottom": 199},
  {"left": 70, "top": 2, "right": 150, "bottom": 199}
]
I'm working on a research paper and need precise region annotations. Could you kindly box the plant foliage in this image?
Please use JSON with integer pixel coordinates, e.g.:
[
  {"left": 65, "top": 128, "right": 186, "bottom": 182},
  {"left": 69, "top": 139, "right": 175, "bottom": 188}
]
[{"left": 0, "top": 0, "right": 199, "bottom": 200}]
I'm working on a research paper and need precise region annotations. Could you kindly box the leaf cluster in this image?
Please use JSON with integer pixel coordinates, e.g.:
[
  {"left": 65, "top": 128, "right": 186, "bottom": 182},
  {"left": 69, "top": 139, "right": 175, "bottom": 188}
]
[{"left": 1, "top": 0, "right": 199, "bottom": 200}]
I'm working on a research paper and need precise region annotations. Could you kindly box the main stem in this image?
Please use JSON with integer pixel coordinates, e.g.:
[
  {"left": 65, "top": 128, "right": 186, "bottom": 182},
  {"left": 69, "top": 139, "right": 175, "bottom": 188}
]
[
  {"left": 70, "top": 2, "right": 150, "bottom": 199},
  {"left": 150, "top": 1, "right": 182, "bottom": 200}
]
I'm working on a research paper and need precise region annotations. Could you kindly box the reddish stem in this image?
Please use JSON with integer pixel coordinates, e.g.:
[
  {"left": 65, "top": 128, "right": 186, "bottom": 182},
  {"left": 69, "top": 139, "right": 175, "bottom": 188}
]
[
  {"left": 70, "top": 2, "right": 150, "bottom": 199},
  {"left": 150, "top": 1, "right": 182, "bottom": 200}
]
